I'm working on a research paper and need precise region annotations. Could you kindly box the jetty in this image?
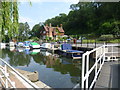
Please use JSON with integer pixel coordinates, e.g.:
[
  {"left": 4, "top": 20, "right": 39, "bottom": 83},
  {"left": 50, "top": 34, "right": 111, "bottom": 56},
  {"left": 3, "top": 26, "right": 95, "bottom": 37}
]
[
  {"left": 81, "top": 44, "right": 120, "bottom": 89},
  {"left": 95, "top": 61, "right": 120, "bottom": 88}
]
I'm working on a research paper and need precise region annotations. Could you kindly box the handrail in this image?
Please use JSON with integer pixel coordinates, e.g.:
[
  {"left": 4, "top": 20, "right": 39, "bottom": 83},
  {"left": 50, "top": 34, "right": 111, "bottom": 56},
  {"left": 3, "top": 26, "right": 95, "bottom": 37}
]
[
  {"left": 0, "top": 58, "right": 40, "bottom": 89},
  {"left": 81, "top": 44, "right": 119, "bottom": 89},
  {"left": 0, "top": 67, "right": 16, "bottom": 88}
]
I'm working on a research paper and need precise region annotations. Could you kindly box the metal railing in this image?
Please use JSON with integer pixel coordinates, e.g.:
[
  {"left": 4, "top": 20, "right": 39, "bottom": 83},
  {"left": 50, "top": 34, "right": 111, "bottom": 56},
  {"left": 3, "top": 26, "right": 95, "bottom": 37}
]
[
  {"left": 81, "top": 44, "right": 119, "bottom": 89},
  {"left": 0, "top": 58, "right": 39, "bottom": 89}
]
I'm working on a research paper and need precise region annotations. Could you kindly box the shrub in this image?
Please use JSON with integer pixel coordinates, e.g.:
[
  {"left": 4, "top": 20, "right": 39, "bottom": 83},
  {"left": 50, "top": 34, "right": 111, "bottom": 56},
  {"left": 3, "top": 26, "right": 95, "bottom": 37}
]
[
  {"left": 31, "top": 37, "right": 39, "bottom": 41},
  {"left": 98, "top": 34, "right": 114, "bottom": 41}
]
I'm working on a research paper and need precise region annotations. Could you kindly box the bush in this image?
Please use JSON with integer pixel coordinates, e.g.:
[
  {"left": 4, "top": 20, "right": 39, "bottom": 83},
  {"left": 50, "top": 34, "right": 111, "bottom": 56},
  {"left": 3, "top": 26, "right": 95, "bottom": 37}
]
[
  {"left": 98, "top": 34, "right": 114, "bottom": 41},
  {"left": 31, "top": 37, "right": 39, "bottom": 41}
]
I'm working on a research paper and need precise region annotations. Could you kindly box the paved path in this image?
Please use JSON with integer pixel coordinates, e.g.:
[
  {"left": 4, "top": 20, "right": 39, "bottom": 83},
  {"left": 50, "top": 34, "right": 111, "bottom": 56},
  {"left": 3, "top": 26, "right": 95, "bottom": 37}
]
[{"left": 95, "top": 61, "right": 120, "bottom": 88}]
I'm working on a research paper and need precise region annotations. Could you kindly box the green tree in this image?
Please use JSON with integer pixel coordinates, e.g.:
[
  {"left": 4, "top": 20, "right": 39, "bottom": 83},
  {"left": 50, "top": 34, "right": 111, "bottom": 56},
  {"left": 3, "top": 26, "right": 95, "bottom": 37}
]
[
  {"left": 30, "top": 24, "right": 42, "bottom": 38},
  {"left": 44, "top": 2, "right": 120, "bottom": 39},
  {"left": 18, "top": 22, "right": 30, "bottom": 41},
  {"left": 1, "top": 1, "right": 19, "bottom": 41}
]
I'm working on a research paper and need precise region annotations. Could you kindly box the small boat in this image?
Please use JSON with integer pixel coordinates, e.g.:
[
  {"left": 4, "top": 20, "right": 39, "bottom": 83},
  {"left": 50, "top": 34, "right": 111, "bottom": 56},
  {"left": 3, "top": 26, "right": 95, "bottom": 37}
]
[
  {"left": 23, "top": 41, "right": 30, "bottom": 48},
  {"left": 58, "top": 43, "right": 83, "bottom": 59},
  {"left": 16, "top": 42, "right": 24, "bottom": 47},
  {"left": 0, "top": 43, "right": 6, "bottom": 49},
  {"left": 29, "top": 42, "right": 40, "bottom": 49},
  {"left": 9, "top": 41, "right": 15, "bottom": 47},
  {"left": 40, "top": 43, "right": 52, "bottom": 50}
]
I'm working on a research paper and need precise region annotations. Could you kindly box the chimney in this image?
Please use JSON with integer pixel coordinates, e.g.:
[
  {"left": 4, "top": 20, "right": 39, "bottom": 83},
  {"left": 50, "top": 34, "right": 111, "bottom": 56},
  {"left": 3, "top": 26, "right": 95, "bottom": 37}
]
[
  {"left": 49, "top": 23, "right": 52, "bottom": 27},
  {"left": 46, "top": 24, "right": 48, "bottom": 26},
  {"left": 60, "top": 24, "right": 63, "bottom": 28}
]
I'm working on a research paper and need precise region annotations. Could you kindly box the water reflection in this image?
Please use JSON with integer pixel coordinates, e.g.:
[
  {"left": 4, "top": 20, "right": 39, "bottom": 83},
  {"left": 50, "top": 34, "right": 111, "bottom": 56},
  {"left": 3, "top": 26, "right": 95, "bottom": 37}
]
[
  {"left": 29, "top": 49, "right": 40, "bottom": 55},
  {"left": 9, "top": 47, "right": 15, "bottom": 52},
  {"left": 0, "top": 47, "right": 81, "bottom": 88}
]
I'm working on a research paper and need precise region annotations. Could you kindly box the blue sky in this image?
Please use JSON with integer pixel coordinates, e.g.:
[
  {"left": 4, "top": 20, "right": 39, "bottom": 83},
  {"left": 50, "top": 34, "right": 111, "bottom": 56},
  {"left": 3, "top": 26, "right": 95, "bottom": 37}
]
[{"left": 18, "top": 0, "right": 79, "bottom": 29}]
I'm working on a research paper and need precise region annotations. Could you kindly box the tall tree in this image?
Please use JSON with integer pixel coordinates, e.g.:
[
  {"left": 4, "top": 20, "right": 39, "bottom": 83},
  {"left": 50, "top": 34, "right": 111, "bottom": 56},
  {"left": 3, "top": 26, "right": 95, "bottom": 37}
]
[
  {"left": 1, "top": 1, "right": 19, "bottom": 42},
  {"left": 44, "top": 2, "right": 120, "bottom": 38},
  {"left": 18, "top": 22, "right": 30, "bottom": 41},
  {"left": 30, "top": 24, "right": 42, "bottom": 38}
]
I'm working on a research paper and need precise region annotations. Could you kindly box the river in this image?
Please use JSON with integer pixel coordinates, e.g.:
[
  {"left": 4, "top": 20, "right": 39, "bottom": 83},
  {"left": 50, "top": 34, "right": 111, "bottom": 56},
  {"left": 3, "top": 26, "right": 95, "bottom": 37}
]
[{"left": 0, "top": 47, "right": 81, "bottom": 88}]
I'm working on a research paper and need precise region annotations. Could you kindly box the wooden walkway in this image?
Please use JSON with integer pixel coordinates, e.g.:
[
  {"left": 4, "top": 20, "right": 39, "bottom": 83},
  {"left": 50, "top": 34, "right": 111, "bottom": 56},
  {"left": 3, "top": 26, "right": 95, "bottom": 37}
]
[{"left": 95, "top": 61, "right": 120, "bottom": 88}]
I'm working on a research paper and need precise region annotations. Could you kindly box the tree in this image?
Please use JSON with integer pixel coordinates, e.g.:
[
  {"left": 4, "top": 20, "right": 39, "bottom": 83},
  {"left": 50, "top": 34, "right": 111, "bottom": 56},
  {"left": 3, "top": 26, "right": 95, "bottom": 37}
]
[
  {"left": 1, "top": 1, "right": 19, "bottom": 41},
  {"left": 18, "top": 22, "right": 30, "bottom": 41},
  {"left": 30, "top": 24, "right": 43, "bottom": 38},
  {"left": 0, "top": 1, "right": 31, "bottom": 42},
  {"left": 24, "top": 22, "right": 30, "bottom": 40},
  {"left": 44, "top": 2, "right": 120, "bottom": 38}
]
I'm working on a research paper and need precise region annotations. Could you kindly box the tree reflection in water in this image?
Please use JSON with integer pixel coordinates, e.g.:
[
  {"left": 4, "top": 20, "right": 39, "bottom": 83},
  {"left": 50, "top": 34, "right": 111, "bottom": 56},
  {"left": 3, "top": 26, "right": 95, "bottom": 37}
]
[{"left": 33, "top": 52, "right": 81, "bottom": 84}]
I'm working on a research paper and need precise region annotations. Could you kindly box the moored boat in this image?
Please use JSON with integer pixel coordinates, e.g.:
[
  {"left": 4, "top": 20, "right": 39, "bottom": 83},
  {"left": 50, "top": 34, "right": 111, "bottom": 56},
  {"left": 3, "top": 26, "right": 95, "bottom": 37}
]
[
  {"left": 40, "top": 43, "right": 52, "bottom": 50},
  {"left": 16, "top": 42, "right": 24, "bottom": 47},
  {"left": 23, "top": 41, "right": 30, "bottom": 48},
  {"left": 0, "top": 43, "right": 6, "bottom": 49},
  {"left": 58, "top": 43, "right": 83, "bottom": 59},
  {"left": 9, "top": 41, "right": 15, "bottom": 47},
  {"left": 29, "top": 42, "right": 40, "bottom": 49}
]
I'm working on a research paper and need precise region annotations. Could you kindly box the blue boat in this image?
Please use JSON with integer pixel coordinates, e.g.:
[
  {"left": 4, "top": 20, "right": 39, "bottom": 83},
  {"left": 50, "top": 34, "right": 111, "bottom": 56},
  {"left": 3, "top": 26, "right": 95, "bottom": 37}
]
[
  {"left": 23, "top": 41, "right": 31, "bottom": 48},
  {"left": 59, "top": 43, "right": 83, "bottom": 59}
]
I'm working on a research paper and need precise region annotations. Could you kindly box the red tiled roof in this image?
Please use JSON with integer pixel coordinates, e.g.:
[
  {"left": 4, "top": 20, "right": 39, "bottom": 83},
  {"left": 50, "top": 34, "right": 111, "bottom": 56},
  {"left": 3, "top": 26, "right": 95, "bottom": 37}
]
[
  {"left": 57, "top": 27, "right": 64, "bottom": 33},
  {"left": 43, "top": 25, "right": 64, "bottom": 34},
  {"left": 44, "top": 26, "right": 49, "bottom": 31}
]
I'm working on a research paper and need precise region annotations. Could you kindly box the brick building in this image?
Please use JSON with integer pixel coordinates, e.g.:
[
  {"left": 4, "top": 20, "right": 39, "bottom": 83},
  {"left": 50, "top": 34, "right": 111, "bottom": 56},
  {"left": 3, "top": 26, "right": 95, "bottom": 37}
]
[{"left": 40, "top": 23, "right": 64, "bottom": 39}]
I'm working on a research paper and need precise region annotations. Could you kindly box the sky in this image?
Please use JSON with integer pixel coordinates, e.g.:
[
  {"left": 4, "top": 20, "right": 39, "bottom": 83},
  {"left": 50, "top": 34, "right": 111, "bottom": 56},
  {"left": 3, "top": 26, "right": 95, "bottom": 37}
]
[{"left": 18, "top": 0, "right": 79, "bottom": 29}]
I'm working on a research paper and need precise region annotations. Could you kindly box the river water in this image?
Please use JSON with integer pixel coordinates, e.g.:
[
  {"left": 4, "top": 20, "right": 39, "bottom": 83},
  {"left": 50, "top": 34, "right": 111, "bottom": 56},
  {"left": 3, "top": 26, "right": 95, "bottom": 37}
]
[{"left": 0, "top": 47, "right": 81, "bottom": 88}]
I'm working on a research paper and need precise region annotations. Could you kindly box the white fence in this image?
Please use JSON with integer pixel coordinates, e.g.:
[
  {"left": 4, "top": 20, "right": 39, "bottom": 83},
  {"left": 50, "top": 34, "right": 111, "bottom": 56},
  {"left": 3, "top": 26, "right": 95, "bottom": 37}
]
[
  {"left": 81, "top": 44, "right": 120, "bottom": 89},
  {"left": 0, "top": 58, "right": 39, "bottom": 89}
]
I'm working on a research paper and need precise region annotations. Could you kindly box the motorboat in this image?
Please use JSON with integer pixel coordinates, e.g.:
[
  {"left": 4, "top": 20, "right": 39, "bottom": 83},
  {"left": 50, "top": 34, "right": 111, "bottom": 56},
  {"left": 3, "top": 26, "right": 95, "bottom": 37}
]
[
  {"left": 16, "top": 42, "right": 24, "bottom": 47},
  {"left": 9, "top": 41, "right": 15, "bottom": 47},
  {"left": 0, "top": 43, "right": 6, "bottom": 49},
  {"left": 40, "top": 43, "right": 52, "bottom": 50},
  {"left": 29, "top": 42, "right": 40, "bottom": 49}
]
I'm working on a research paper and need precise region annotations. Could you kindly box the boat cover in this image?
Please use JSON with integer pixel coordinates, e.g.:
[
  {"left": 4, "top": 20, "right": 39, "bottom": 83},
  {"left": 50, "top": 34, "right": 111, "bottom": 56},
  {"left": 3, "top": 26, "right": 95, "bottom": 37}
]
[{"left": 61, "top": 44, "right": 72, "bottom": 50}]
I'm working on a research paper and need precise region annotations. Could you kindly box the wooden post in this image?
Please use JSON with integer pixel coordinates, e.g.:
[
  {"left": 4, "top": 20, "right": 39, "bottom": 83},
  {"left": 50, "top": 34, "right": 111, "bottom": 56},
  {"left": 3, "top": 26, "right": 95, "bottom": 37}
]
[
  {"left": 95, "top": 39, "right": 96, "bottom": 48},
  {"left": 81, "top": 36, "right": 82, "bottom": 47},
  {"left": 87, "top": 38, "right": 88, "bottom": 48}
]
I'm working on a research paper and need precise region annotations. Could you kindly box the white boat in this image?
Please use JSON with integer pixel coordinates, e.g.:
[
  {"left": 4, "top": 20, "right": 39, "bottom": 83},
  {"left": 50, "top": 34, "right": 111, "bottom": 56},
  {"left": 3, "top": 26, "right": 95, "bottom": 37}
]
[
  {"left": 0, "top": 43, "right": 6, "bottom": 49},
  {"left": 16, "top": 42, "right": 24, "bottom": 47},
  {"left": 9, "top": 42, "right": 15, "bottom": 47},
  {"left": 40, "top": 43, "right": 52, "bottom": 50},
  {"left": 29, "top": 42, "right": 40, "bottom": 49}
]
